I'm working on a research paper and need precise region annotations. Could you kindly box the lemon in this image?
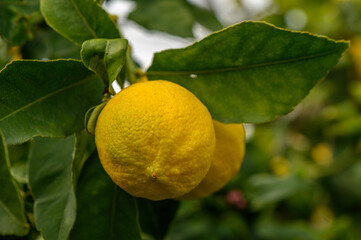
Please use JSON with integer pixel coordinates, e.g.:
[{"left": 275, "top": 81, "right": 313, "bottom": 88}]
[
  {"left": 95, "top": 80, "right": 216, "bottom": 201},
  {"left": 181, "top": 120, "right": 245, "bottom": 199}
]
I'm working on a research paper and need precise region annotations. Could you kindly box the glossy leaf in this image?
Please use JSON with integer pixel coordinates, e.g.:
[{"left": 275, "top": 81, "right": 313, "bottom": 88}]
[
  {"left": 0, "top": 0, "right": 42, "bottom": 45},
  {"left": 0, "top": 60, "right": 103, "bottom": 145},
  {"left": 70, "top": 152, "right": 141, "bottom": 240},
  {"left": 137, "top": 198, "right": 179, "bottom": 240},
  {"left": 129, "top": 0, "right": 194, "bottom": 38},
  {"left": 40, "top": 0, "right": 120, "bottom": 45},
  {"left": 147, "top": 21, "right": 349, "bottom": 123},
  {"left": 81, "top": 38, "right": 128, "bottom": 86},
  {"left": 0, "top": 130, "right": 29, "bottom": 236},
  {"left": 8, "top": 142, "right": 31, "bottom": 184},
  {"left": 28, "top": 136, "right": 76, "bottom": 240}
]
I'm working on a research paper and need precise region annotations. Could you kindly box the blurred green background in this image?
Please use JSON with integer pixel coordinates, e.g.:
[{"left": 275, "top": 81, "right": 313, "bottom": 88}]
[{"left": 1, "top": 0, "right": 361, "bottom": 239}]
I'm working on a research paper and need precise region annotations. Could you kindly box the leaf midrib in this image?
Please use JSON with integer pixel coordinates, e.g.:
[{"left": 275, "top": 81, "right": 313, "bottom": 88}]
[
  {"left": 0, "top": 75, "right": 95, "bottom": 122},
  {"left": 146, "top": 46, "right": 345, "bottom": 76},
  {"left": 69, "top": 0, "right": 97, "bottom": 39}
]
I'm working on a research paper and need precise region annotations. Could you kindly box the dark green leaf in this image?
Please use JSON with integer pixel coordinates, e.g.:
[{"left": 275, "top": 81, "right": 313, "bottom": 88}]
[
  {"left": 22, "top": 28, "right": 81, "bottom": 60},
  {"left": 8, "top": 142, "right": 31, "bottom": 184},
  {"left": 147, "top": 21, "right": 349, "bottom": 123},
  {"left": 72, "top": 130, "right": 95, "bottom": 189},
  {"left": 28, "top": 136, "right": 76, "bottom": 240},
  {"left": 70, "top": 152, "right": 141, "bottom": 240},
  {"left": 0, "top": 0, "right": 40, "bottom": 14},
  {"left": 137, "top": 198, "right": 179, "bottom": 240},
  {"left": 129, "top": 0, "right": 194, "bottom": 38},
  {"left": 0, "top": 0, "right": 42, "bottom": 46},
  {"left": 81, "top": 38, "right": 128, "bottom": 86},
  {"left": 0, "top": 130, "right": 29, "bottom": 236},
  {"left": 40, "top": 0, "right": 121, "bottom": 45},
  {"left": 188, "top": 4, "right": 223, "bottom": 31},
  {"left": 0, "top": 59, "right": 103, "bottom": 145}
]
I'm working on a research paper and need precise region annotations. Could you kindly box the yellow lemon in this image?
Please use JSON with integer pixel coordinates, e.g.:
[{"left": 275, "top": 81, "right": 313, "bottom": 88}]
[
  {"left": 95, "top": 80, "right": 216, "bottom": 201},
  {"left": 181, "top": 120, "right": 245, "bottom": 199}
]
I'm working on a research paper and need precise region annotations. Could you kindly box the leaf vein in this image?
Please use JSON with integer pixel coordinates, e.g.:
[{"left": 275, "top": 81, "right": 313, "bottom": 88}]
[
  {"left": 0, "top": 76, "right": 94, "bottom": 122},
  {"left": 146, "top": 47, "right": 344, "bottom": 76},
  {"left": 69, "top": 0, "right": 97, "bottom": 38}
]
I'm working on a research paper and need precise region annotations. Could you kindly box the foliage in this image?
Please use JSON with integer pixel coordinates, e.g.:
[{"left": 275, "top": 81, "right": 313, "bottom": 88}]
[
  {"left": 0, "top": 0, "right": 356, "bottom": 239},
  {"left": 147, "top": 21, "right": 347, "bottom": 123}
]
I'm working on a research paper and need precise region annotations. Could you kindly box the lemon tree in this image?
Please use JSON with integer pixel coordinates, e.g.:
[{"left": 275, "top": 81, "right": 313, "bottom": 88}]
[{"left": 0, "top": 0, "right": 348, "bottom": 239}]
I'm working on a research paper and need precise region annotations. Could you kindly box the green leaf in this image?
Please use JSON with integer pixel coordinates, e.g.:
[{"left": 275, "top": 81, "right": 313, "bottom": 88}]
[
  {"left": 188, "top": 4, "right": 223, "bottom": 31},
  {"left": 70, "top": 152, "right": 141, "bottom": 240},
  {"left": 0, "top": 0, "right": 40, "bottom": 14},
  {"left": 72, "top": 130, "right": 95, "bottom": 189},
  {"left": 40, "top": 0, "right": 121, "bottom": 46},
  {"left": 129, "top": 0, "right": 194, "bottom": 38},
  {"left": 0, "top": 129, "right": 29, "bottom": 236},
  {"left": 28, "top": 136, "right": 76, "bottom": 240},
  {"left": 22, "top": 28, "right": 81, "bottom": 60},
  {"left": 137, "top": 198, "right": 179, "bottom": 240},
  {"left": 8, "top": 142, "right": 31, "bottom": 184},
  {"left": 84, "top": 102, "right": 107, "bottom": 135},
  {"left": 81, "top": 38, "right": 128, "bottom": 86},
  {"left": 0, "top": 59, "right": 103, "bottom": 145},
  {"left": 147, "top": 21, "right": 349, "bottom": 123},
  {"left": 0, "top": 0, "right": 42, "bottom": 46}
]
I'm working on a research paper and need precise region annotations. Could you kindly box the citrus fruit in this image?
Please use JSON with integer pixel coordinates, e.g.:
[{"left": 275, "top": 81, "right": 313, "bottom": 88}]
[
  {"left": 180, "top": 120, "right": 245, "bottom": 199},
  {"left": 95, "top": 80, "right": 216, "bottom": 201}
]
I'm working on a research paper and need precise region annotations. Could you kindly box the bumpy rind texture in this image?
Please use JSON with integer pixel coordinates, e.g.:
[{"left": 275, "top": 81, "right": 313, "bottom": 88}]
[
  {"left": 95, "top": 80, "right": 216, "bottom": 201},
  {"left": 180, "top": 120, "right": 245, "bottom": 199}
]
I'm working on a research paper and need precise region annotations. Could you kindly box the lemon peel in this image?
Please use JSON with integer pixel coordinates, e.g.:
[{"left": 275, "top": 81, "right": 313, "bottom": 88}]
[
  {"left": 95, "top": 80, "right": 216, "bottom": 201},
  {"left": 181, "top": 120, "right": 245, "bottom": 199}
]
